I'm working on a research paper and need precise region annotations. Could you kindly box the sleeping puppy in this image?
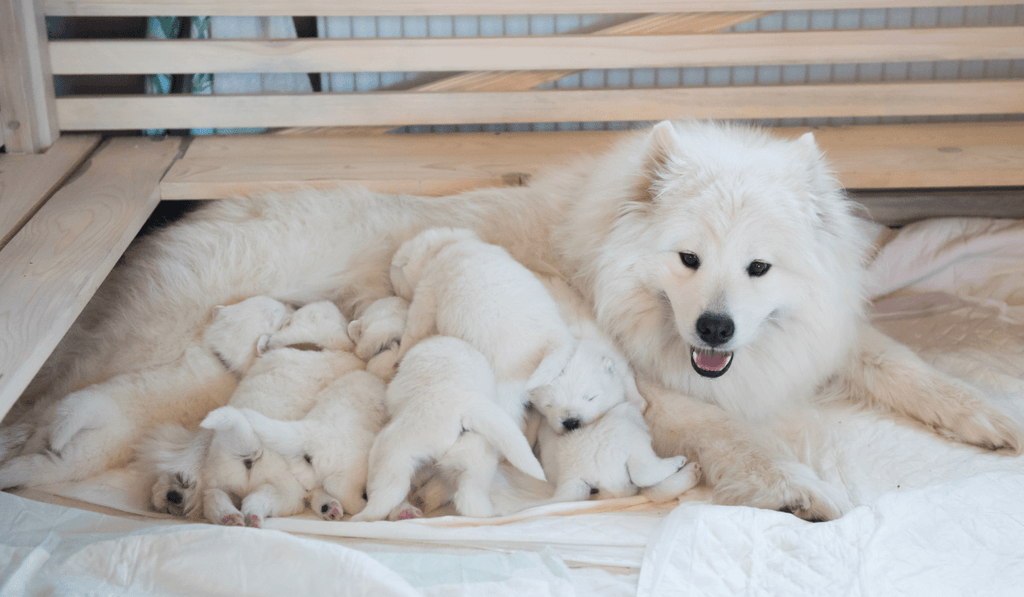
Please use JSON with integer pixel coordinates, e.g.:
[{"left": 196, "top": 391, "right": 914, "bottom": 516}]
[
  {"left": 145, "top": 301, "right": 363, "bottom": 524},
  {"left": 201, "top": 369, "right": 388, "bottom": 521},
  {"left": 347, "top": 296, "right": 408, "bottom": 382},
  {"left": 353, "top": 336, "right": 546, "bottom": 521},
  {"left": 389, "top": 227, "right": 579, "bottom": 428},
  {"left": 523, "top": 401, "right": 702, "bottom": 510},
  {"left": 0, "top": 295, "right": 292, "bottom": 491}
]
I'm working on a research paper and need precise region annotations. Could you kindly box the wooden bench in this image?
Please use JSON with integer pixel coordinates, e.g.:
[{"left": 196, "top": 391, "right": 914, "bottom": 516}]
[{"left": 1, "top": 0, "right": 1022, "bottom": 420}]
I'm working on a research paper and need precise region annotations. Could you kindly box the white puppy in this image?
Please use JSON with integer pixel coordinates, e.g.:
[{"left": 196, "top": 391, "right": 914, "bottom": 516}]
[
  {"left": 529, "top": 401, "right": 702, "bottom": 507},
  {"left": 347, "top": 296, "right": 408, "bottom": 382},
  {"left": 147, "top": 301, "right": 363, "bottom": 525},
  {"left": 202, "top": 369, "right": 387, "bottom": 521},
  {"left": 353, "top": 336, "right": 546, "bottom": 521},
  {"left": 390, "top": 227, "right": 578, "bottom": 426},
  {"left": 0, "top": 296, "right": 292, "bottom": 490}
]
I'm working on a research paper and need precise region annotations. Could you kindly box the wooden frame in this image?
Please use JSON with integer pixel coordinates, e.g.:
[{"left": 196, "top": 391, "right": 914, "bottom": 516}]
[{"left": 0, "top": 0, "right": 1022, "bottom": 418}]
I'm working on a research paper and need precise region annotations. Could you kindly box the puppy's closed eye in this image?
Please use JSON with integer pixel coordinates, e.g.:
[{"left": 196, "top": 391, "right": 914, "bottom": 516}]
[{"left": 586, "top": 395, "right": 597, "bottom": 402}]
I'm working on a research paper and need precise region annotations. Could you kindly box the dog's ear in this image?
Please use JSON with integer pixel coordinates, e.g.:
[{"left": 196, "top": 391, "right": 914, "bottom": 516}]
[
  {"left": 601, "top": 356, "right": 616, "bottom": 377},
  {"left": 635, "top": 120, "right": 680, "bottom": 203},
  {"left": 526, "top": 342, "right": 576, "bottom": 391},
  {"left": 347, "top": 319, "right": 364, "bottom": 343},
  {"left": 256, "top": 333, "right": 272, "bottom": 355}
]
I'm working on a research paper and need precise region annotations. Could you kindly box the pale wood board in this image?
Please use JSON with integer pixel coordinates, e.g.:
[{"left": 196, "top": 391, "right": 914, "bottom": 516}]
[
  {"left": 0, "top": 137, "right": 182, "bottom": 418},
  {"left": 56, "top": 80, "right": 1024, "bottom": 132},
  {"left": 0, "top": 134, "right": 101, "bottom": 248},
  {"left": 48, "top": 27, "right": 1024, "bottom": 75},
  {"left": 41, "top": 0, "right": 1019, "bottom": 17},
  {"left": 160, "top": 122, "right": 1024, "bottom": 200},
  {"left": 0, "top": 0, "right": 60, "bottom": 154},
  {"left": 852, "top": 189, "right": 1024, "bottom": 226}
]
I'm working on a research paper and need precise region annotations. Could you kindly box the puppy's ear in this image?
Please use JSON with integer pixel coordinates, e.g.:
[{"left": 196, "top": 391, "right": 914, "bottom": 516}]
[
  {"left": 635, "top": 120, "right": 680, "bottom": 203},
  {"left": 256, "top": 333, "right": 272, "bottom": 355},
  {"left": 527, "top": 342, "right": 576, "bottom": 391},
  {"left": 348, "top": 319, "right": 364, "bottom": 343},
  {"left": 601, "top": 356, "right": 616, "bottom": 376}
]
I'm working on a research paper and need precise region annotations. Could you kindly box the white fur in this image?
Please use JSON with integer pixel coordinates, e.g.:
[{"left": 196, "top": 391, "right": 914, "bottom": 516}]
[
  {"left": 12, "top": 120, "right": 1022, "bottom": 521},
  {"left": 353, "top": 336, "right": 545, "bottom": 521},
  {"left": 206, "top": 369, "right": 387, "bottom": 521},
  {"left": 348, "top": 296, "right": 408, "bottom": 382},
  {"left": 0, "top": 296, "right": 291, "bottom": 489},
  {"left": 147, "top": 300, "right": 364, "bottom": 524},
  {"left": 522, "top": 401, "right": 701, "bottom": 509}
]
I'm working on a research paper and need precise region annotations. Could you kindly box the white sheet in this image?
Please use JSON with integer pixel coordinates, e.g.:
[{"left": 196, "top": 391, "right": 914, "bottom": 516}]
[{"left": 3, "top": 217, "right": 1024, "bottom": 597}]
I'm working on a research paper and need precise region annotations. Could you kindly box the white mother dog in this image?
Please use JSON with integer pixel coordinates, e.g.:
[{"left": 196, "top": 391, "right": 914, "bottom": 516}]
[{"left": 7, "top": 120, "right": 1021, "bottom": 521}]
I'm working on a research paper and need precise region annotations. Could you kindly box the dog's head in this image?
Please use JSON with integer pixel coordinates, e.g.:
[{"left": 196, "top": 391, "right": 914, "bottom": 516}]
[
  {"left": 140, "top": 424, "right": 214, "bottom": 519},
  {"left": 577, "top": 121, "right": 873, "bottom": 414},
  {"left": 528, "top": 340, "right": 642, "bottom": 434},
  {"left": 390, "top": 227, "right": 479, "bottom": 299},
  {"left": 204, "top": 295, "right": 293, "bottom": 374},
  {"left": 260, "top": 300, "right": 353, "bottom": 353}
]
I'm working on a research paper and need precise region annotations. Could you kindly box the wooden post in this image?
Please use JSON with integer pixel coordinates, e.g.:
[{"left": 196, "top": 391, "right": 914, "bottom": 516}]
[{"left": 0, "top": 0, "right": 59, "bottom": 154}]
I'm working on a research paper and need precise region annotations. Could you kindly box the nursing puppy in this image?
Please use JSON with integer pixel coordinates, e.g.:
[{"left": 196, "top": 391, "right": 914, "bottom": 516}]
[
  {"left": 347, "top": 296, "right": 408, "bottom": 382},
  {"left": 0, "top": 296, "right": 292, "bottom": 489},
  {"left": 391, "top": 227, "right": 577, "bottom": 419},
  {"left": 20, "top": 121, "right": 1023, "bottom": 521},
  {"left": 527, "top": 401, "right": 702, "bottom": 508},
  {"left": 202, "top": 369, "right": 387, "bottom": 520},
  {"left": 353, "top": 336, "right": 546, "bottom": 521},
  {"left": 147, "top": 300, "right": 363, "bottom": 524}
]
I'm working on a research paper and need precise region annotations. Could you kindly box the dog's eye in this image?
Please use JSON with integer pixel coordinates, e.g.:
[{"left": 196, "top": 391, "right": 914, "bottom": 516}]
[
  {"left": 586, "top": 395, "right": 597, "bottom": 402},
  {"left": 679, "top": 252, "right": 700, "bottom": 270},
  {"left": 747, "top": 260, "right": 771, "bottom": 277}
]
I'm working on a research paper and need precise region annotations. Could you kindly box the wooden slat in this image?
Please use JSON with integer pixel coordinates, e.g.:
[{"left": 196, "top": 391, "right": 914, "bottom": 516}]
[
  {"left": 0, "top": 137, "right": 182, "bottom": 417},
  {"left": 0, "top": 0, "right": 60, "bottom": 153},
  {"left": 41, "top": 0, "right": 1020, "bottom": 17},
  {"left": 160, "top": 122, "right": 1024, "bottom": 201},
  {"left": 56, "top": 80, "right": 1024, "bottom": 131},
  {"left": 0, "top": 134, "right": 101, "bottom": 248},
  {"left": 48, "top": 27, "right": 1024, "bottom": 75},
  {"left": 852, "top": 189, "right": 1024, "bottom": 226}
]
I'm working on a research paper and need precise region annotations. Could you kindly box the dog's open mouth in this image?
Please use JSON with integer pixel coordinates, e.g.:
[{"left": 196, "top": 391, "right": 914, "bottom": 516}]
[{"left": 690, "top": 348, "right": 733, "bottom": 378}]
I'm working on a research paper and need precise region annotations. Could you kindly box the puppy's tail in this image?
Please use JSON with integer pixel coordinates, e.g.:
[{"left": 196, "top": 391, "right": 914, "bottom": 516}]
[
  {"left": 208, "top": 407, "right": 307, "bottom": 459},
  {"left": 463, "top": 403, "right": 546, "bottom": 482},
  {"left": 200, "top": 407, "right": 264, "bottom": 457}
]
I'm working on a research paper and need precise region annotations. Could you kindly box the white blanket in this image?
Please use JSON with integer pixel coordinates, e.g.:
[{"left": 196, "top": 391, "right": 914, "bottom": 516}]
[{"left": 3, "top": 217, "right": 1023, "bottom": 597}]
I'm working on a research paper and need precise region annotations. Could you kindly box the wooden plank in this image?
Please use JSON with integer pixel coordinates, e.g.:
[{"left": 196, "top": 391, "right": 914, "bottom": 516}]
[
  {"left": 0, "top": 136, "right": 182, "bottom": 418},
  {"left": 160, "top": 122, "right": 1024, "bottom": 200},
  {"left": 0, "top": 0, "right": 60, "bottom": 153},
  {"left": 56, "top": 80, "right": 1024, "bottom": 131},
  {"left": 41, "top": 0, "right": 1020, "bottom": 17},
  {"left": 851, "top": 189, "right": 1024, "bottom": 226},
  {"left": 0, "top": 134, "right": 101, "bottom": 248},
  {"left": 49, "top": 27, "right": 1024, "bottom": 75}
]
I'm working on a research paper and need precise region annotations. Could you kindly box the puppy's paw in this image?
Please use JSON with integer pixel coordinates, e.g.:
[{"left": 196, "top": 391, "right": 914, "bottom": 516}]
[
  {"left": 669, "top": 455, "right": 688, "bottom": 471},
  {"left": 244, "top": 514, "right": 263, "bottom": 529},
  {"left": 318, "top": 498, "right": 344, "bottom": 521},
  {"left": 392, "top": 506, "right": 423, "bottom": 521},
  {"left": 218, "top": 513, "right": 244, "bottom": 527}
]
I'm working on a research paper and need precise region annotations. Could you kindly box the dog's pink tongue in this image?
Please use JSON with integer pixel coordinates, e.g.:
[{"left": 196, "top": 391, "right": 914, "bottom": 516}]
[{"left": 695, "top": 351, "right": 729, "bottom": 371}]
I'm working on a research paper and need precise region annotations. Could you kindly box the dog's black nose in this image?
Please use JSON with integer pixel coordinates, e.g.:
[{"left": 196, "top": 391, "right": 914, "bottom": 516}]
[
  {"left": 696, "top": 313, "right": 735, "bottom": 346},
  {"left": 167, "top": 490, "right": 183, "bottom": 505},
  {"left": 562, "top": 417, "right": 581, "bottom": 431}
]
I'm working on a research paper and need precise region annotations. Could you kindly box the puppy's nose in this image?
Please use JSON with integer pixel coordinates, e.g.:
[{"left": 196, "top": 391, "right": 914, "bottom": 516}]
[
  {"left": 562, "top": 417, "right": 581, "bottom": 431},
  {"left": 167, "top": 490, "right": 183, "bottom": 505},
  {"left": 696, "top": 313, "right": 735, "bottom": 346}
]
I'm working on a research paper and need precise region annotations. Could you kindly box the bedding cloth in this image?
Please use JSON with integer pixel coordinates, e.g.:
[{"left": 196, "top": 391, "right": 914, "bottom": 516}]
[{"left": 3, "top": 217, "right": 1024, "bottom": 597}]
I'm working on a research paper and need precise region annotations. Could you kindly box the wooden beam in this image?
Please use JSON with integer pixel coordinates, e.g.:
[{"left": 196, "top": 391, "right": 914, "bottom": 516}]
[
  {"left": 159, "top": 122, "right": 1024, "bottom": 201},
  {"left": 48, "top": 27, "right": 1024, "bottom": 75},
  {"left": 41, "top": 0, "right": 1021, "bottom": 17},
  {"left": 56, "top": 80, "right": 1024, "bottom": 131},
  {"left": 0, "top": 137, "right": 182, "bottom": 418},
  {"left": 851, "top": 189, "right": 1024, "bottom": 226},
  {"left": 0, "top": 0, "right": 60, "bottom": 153},
  {"left": 0, "top": 134, "right": 101, "bottom": 248}
]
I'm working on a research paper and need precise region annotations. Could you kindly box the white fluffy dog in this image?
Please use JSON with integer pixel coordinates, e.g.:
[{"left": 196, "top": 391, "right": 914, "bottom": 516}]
[
  {"left": 202, "top": 369, "right": 387, "bottom": 521},
  {"left": 0, "top": 295, "right": 292, "bottom": 489},
  {"left": 530, "top": 401, "right": 702, "bottom": 506},
  {"left": 354, "top": 336, "right": 546, "bottom": 521},
  {"left": 347, "top": 296, "right": 408, "bottom": 382},
  {"left": 16, "top": 120, "right": 1023, "bottom": 521},
  {"left": 146, "top": 300, "right": 363, "bottom": 524}
]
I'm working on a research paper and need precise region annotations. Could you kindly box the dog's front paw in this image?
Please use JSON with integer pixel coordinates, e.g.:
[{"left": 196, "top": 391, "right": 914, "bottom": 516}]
[
  {"left": 710, "top": 456, "right": 852, "bottom": 522},
  {"left": 392, "top": 506, "right": 423, "bottom": 521},
  {"left": 925, "top": 381, "right": 1024, "bottom": 455},
  {"left": 669, "top": 455, "right": 687, "bottom": 470},
  {"left": 318, "top": 498, "right": 344, "bottom": 521},
  {"left": 218, "top": 513, "right": 244, "bottom": 527}
]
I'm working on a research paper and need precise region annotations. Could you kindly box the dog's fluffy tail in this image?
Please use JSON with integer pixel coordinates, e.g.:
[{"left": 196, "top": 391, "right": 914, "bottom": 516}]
[
  {"left": 203, "top": 407, "right": 307, "bottom": 458},
  {"left": 463, "top": 402, "right": 546, "bottom": 482}
]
